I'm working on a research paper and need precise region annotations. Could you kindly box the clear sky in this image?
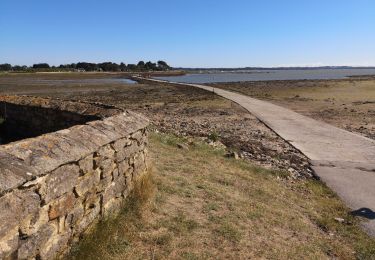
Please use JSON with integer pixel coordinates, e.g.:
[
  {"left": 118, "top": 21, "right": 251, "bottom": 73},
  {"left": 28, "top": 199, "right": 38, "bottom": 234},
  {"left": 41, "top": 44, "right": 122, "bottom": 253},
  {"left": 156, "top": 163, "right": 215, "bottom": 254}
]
[{"left": 1, "top": 0, "right": 374, "bottom": 68}]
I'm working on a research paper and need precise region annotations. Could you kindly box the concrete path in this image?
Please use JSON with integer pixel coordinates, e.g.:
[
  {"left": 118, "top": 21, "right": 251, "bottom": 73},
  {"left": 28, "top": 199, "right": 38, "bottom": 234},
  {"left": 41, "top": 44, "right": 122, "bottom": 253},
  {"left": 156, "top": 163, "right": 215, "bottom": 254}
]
[{"left": 137, "top": 77, "right": 375, "bottom": 236}]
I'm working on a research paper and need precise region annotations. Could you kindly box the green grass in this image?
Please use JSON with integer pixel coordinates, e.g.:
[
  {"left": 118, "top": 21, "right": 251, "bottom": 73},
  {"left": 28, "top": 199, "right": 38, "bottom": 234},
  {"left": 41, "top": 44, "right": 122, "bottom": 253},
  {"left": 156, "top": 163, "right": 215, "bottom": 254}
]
[{"left": 68, "top": 132, "right": 375, "bottom": 259}]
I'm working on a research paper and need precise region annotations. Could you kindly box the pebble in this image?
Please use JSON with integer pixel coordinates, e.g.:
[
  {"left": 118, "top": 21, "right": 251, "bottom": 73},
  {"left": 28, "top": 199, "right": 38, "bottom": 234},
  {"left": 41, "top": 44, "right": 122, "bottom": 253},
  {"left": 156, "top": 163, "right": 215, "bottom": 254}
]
[
  {"left": 177, "top": 143, "right": 189, "bottom": 150},
  {"left": 334, "top": 217, "right": 345, "bottom": 223}
]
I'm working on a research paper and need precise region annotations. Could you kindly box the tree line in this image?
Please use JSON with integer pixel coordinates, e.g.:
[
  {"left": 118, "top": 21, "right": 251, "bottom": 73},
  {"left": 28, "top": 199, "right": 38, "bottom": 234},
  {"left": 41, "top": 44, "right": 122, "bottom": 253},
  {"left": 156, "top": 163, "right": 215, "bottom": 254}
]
[{"left": 0, "top": 60, "right": 171, "bottom": 72}]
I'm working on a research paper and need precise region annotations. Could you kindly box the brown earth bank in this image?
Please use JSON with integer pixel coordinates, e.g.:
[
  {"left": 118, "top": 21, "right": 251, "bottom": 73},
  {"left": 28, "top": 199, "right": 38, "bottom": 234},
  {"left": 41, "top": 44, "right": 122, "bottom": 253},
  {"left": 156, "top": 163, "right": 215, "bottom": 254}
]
[
  {"left": 208, "top": 78, "right": 375, "bottom": 140},
  {"left": 0, "top": 74, "right": 311, "bottom": 178}
]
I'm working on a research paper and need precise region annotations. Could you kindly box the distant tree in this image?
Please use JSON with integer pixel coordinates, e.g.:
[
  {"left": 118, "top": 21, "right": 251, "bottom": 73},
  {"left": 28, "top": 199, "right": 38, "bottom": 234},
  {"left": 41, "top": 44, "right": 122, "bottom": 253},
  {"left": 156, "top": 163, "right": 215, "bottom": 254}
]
[
  {"left": 127, "top": 64, "right": 137, "bottom": 71},
  {"left": 1, "top": 60, "right": 171, "bottom": 72},
  {"left": 157, "top": 60, "right": 170, "bottom": 70},
  {"left": 76, "top": 62, "right": 97, "bottom": 71},
  {"left": 33, "top": 63, "right": 50, "bottom": 69},
  {"left": 119, "top": 62, "right": 126, "bottom": 71},
  {"left": 145, "top": 61, "right": 157, "bottom": 71},
  {"left": 12, "top": 65, "right": 26, "bottom": 71},
  {"left": 137, "top": 61, "right": 145, "bottom": 71},
  {"left": 0, "top": 63, "right": 12, "bottom": 71},
  {"left": 98, "top": 62, "right": 120, "bottom": 72}
]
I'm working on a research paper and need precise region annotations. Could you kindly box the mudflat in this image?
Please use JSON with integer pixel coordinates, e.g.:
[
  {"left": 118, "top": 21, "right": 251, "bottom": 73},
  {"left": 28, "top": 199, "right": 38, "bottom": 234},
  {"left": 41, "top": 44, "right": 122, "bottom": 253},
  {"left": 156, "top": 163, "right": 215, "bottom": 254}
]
[
  {"left": 209, "top": 78, "right": 375, "bottom": 140},
  {"left": 0, "top": 73, "right": 311, "bottom": 177}
]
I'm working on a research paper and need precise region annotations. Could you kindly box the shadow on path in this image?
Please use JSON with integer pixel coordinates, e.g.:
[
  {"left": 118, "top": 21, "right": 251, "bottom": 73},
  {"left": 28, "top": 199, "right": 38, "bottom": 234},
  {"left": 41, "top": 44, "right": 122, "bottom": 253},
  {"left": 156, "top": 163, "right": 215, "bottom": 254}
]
[{"left": 351, "top": 208, "right": 375, "bottom": 220}]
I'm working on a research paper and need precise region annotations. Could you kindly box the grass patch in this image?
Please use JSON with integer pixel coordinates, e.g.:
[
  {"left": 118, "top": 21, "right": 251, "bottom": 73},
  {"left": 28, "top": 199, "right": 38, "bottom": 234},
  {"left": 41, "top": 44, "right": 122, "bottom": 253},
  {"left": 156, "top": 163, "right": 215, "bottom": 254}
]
[
  {"left": 215, "top": 221, "right": 242, "bottom": 242},
  {"left": 68, "top": 132, "right": 375, "bottom": 259},
  {"left": 208, "top": 131, "right": 220, "bottom": 142},
  {"left": 68, "top": 170, "right": 156, "bottom": 259}
]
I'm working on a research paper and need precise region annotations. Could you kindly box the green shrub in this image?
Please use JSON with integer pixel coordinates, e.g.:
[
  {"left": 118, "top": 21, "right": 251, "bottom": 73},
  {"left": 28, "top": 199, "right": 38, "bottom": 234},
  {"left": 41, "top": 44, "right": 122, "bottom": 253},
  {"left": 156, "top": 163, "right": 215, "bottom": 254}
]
[{"left": 208, "top": 131, "right": 219, "bottom": 142}]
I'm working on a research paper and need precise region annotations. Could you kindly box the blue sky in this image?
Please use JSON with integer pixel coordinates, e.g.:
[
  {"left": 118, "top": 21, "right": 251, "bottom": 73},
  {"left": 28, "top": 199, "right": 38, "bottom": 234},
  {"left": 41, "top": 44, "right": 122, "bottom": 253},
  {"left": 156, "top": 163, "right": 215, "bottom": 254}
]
[{"left": 1, "top": 0, "right": 374, "bottom": 67}]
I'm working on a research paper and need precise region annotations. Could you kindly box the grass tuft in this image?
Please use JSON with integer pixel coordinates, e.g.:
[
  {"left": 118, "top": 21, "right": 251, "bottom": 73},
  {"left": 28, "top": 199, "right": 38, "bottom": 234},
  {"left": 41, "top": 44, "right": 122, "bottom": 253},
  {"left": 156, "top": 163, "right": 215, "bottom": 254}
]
[
  {"left": 68, "top": 170, "right": 156, "bottom": 260},
  {"left": 208, "top": 131, "right": 220, "bottom": 142}
]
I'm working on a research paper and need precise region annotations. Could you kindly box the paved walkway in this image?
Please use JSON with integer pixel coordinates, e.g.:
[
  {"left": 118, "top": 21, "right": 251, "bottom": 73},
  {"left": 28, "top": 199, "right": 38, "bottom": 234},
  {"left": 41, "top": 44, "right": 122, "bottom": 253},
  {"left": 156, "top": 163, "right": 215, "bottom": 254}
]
[{"left": 137, "top": 77, "right": 375, "bottom": 236}]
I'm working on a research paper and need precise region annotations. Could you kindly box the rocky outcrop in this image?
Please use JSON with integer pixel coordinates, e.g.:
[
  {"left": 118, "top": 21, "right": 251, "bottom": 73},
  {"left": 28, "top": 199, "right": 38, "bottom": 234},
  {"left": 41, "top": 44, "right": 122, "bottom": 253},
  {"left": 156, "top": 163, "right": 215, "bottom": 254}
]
[{"left": 0, "top": 96, "right": 149, "bottom": 259}]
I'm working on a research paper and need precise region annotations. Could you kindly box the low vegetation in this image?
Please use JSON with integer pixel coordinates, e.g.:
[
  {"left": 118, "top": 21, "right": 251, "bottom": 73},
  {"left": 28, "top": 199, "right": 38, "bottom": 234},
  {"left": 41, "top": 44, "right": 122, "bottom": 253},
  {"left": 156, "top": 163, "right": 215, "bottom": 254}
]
[
  {"left": 68, "top": 132, "right": 375, "bottom": 259},
  {"left": 0, "top": 60, "right": 171, "bottom": 73}
]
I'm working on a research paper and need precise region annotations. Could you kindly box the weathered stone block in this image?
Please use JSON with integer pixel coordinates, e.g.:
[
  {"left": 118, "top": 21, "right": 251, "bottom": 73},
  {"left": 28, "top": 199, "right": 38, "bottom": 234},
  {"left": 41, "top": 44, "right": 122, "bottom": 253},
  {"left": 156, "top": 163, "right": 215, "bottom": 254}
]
[
  {"left": 115, "top": 142, "right": 143, "bottom": 162},
  {"left": 39, "top": 229, "right": 71, "bottom": 260},
  {"left": 102, "top": 182, "right": 115, "bottom": 207},
  {"left": 0, "top": 190, "right": 40, "bottom": 238},
  {"left": 20, "top": 205, "right": 49, "bottom": 237},
  {"left": 112, "top": 137, "right": 131, "bottom": 152},
  {"left": 48, "top": 193, "right": 76, "bottom": 220},
  {"left": 83, "top": 191, "right": 100, "bottom": 212},
  {"left": 97, "top": 144, "right": 115, "bottom": 163},
  {"left": 112, "top": 168, "right": 120, "bottom": 181},
  {"left": 98, "top": 158, "right": 116, "bottom": 178},
  {"left": 102, "top": 197, "right": 122, "bottom": 217},
  {"left": 76, "top": 205, "right": 100, "bottom": 235},
  {"left": 78, "top": 154, "right": 94, "bottom": 174},
  {"left": 118, "top": 159, "right": 131, "bottom": 175},
  {"left": 133, "top": 152, "right": 147, "bottom": 177},
  {"left": 102, "top": 175, "right": 126, "bottom": 210},
  {"left": 114, "top": 174, "right": 126, "bottom": 198},
  {"left": 75, "top": 170, "right": 101, "bottom": 197},
  {"left": 0, "top": 229, "right": 18, "bottom": 259},
  {"left": 66, "top": 203, "right": 84, "bottom": 230},
  {"left": 41, "top": 164, "right": 79, "bottom": 203},
  {"left": 18, "top": 223, "right": 56, "bottom": 259},
  {"left": 131, "top": 130, "right": 144, "bottom": 143},
  {"left": 0, "top": 151, "right": 35, "bottom": 194},
  {"left": 97, "top": 175, "right": 112, "bottom": 192}
]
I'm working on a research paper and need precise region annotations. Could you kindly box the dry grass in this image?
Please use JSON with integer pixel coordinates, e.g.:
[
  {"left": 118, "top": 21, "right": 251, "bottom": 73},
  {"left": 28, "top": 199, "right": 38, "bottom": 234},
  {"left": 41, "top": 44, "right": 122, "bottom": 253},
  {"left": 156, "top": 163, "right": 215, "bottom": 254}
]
[
  {"left": 68, "top": 133, "right": 375, "bottom": 259},
  {"left": 68, "top": 171, "right": 156, "bottom": 259}
]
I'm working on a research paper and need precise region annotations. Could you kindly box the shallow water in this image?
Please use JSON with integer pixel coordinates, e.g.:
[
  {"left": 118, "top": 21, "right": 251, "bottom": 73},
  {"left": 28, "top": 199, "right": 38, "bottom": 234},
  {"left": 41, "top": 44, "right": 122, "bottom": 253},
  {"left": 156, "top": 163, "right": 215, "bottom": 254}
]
[
  {"left": 155, "top": 69, "right": 375, "bottom": 84},
  {"left": 27, "top": 78, "right": 137, "bottom": 85}
]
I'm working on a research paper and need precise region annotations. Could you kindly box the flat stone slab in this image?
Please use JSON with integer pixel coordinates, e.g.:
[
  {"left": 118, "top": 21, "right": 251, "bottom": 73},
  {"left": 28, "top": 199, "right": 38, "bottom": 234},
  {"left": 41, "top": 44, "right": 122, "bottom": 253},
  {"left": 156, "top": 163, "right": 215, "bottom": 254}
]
[{"left": 141, "top": 77, "right": 375, "bottom": 236}]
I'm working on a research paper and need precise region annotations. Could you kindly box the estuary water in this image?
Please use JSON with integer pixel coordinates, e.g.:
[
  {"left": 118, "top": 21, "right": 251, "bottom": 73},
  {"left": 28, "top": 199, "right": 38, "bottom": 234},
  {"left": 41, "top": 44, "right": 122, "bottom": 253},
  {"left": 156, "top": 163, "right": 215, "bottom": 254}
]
[
  {"left": 24, "top": 78, "right": 137, "bottom": 85},
  {"left": 155, "top": 69, "right": 375, "bottom": 84}
]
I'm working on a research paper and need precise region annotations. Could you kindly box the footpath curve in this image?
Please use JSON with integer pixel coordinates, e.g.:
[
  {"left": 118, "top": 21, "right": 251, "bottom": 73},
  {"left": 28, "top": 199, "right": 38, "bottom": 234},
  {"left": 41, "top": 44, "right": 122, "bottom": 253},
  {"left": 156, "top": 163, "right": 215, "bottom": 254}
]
[{"left": 136, "top": 77, "right": 375, "bottom": 237}]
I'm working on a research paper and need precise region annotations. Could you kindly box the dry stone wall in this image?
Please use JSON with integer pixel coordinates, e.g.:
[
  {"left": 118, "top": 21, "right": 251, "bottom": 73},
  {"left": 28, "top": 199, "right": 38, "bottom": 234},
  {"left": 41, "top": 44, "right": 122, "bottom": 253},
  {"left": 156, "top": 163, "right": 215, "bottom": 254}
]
[
  {"left": 0, "top": 96, "right": 149, "bottom": 259},
  {"left": 0, "top": 95, "right": 121, "bottom": 144}
]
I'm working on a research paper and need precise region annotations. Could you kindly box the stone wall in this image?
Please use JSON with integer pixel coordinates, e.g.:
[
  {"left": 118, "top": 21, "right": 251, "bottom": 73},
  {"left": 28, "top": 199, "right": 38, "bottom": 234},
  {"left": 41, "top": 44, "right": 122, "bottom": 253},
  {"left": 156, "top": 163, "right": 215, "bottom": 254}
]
[
  {"left": 0, "top": 96, "right": 149, "bottom": 259},
  {"left": 0, "top": 95, "right": 121, "bottom": 144}
]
